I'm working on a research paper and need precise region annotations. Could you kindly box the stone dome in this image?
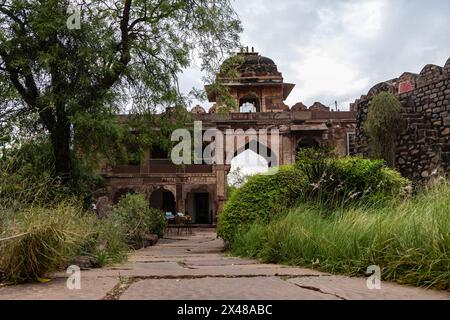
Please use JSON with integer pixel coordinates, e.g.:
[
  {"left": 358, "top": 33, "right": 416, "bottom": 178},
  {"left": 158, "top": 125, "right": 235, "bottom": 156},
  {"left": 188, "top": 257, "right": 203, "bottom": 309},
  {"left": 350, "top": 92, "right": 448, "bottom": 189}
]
[
  {"left": 191, "top": 105, "right": 206, "bottom": 114},
  {"left": 220, "top": 51, "right": 283, "bottom": 81},
  {"left": 238, "top": 53, "right": 281, "bottom": 78}
]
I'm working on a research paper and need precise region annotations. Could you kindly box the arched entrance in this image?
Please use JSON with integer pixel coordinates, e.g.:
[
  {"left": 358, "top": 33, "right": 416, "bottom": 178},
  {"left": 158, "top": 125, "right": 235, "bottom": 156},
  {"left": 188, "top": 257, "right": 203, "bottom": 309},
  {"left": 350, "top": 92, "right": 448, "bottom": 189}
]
[
  {"left": 234, "top": 141, "right": 277, "bottom": 168},
  {"left": 149, "top": 188, "right": 176, "bottom": 213},
  {"left": 296, "top": 137, "right": 320, "bottom": 159},
  {"left": 228, "top": 149, "right": 270, "bottom": 187}
]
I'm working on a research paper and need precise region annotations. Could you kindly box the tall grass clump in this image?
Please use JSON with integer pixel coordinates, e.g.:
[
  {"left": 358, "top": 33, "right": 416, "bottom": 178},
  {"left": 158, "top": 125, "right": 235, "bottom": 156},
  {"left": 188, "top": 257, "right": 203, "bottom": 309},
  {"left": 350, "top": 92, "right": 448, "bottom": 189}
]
[
  {"left": 0, "top": 202, "right": 93, "bottom": 284},
  {"left": 231, "top": 183, "right": 450, "bottom": 290},
  {"left": 80, "top": 215, "right": 129, "bottom": 267}
]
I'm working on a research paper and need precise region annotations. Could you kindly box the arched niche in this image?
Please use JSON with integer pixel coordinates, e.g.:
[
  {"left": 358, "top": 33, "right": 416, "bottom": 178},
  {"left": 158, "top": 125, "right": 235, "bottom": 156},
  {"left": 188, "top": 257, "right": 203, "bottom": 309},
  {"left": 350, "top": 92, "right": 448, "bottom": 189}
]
[{"left": 149, "top": 187, "right": 176, "bottom": 214}]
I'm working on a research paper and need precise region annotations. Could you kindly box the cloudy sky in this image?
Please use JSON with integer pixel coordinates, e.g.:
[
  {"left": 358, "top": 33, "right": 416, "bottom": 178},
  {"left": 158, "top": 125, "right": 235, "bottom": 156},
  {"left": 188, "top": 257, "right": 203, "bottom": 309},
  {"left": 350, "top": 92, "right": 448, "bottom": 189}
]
[{"left": 180, "top": 0, "right": 450, "bottom": 111}]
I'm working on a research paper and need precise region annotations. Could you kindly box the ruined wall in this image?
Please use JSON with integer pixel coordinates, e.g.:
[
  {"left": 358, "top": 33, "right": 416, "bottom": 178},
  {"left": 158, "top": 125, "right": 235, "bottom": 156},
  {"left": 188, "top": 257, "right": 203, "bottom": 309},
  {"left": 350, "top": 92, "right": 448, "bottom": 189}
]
[{"left": 352, "top": 58, "right": 450, "bottom": 182}]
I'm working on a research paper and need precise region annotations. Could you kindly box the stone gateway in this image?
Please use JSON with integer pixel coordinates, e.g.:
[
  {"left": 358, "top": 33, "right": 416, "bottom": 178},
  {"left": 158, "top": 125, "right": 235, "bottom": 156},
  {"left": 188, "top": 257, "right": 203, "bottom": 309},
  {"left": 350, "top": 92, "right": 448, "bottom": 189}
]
[{"left": 101, "top": 49, "right": 357, "bottom": 225}]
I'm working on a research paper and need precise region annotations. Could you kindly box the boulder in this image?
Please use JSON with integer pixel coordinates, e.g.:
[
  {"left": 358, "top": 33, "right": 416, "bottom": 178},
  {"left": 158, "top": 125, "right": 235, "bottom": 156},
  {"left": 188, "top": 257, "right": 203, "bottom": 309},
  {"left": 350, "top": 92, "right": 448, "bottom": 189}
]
[
  {"left": 95, "top": 196, "right": 112, "bottom": 219},
  {"left": 144, "top": 234, "right": 159, "bottom": 248},
  {"left": 72, "top": 256, "right": 95, "bottom": 270}
]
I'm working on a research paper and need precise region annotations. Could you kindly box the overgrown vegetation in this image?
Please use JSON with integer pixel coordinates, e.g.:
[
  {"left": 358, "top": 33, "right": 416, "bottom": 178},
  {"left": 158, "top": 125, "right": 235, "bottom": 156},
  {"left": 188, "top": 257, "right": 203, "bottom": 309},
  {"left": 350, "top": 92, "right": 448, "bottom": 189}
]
[
  {"left": 0, "top": 138, "right": 105, "bottom": 209},
  {"left": 218, "top": 149, "right": 409, "bottom": 245},
  {"left": 295, "top": 147, "right": 409, "bottom": 208},
  {"left": 220, "top": 148, "right": 449, "bottom": 290},
  {"left": 218, "top": 166, "right": 305, "bottom": 245},
  {"left": 230, "top": 183, "right": 450, "bottom": 290},
  {"left": 0, "top": 146, "right": 168, "bottom": 284},
  {"left": 365, "top": 92, "right": 402, "bottom": 167},
  {"left": 0, "top": 202, "right": 92, "bottom": 283},
  {"left": 110, "top": 194, "right": 166, "bottom": 249}
]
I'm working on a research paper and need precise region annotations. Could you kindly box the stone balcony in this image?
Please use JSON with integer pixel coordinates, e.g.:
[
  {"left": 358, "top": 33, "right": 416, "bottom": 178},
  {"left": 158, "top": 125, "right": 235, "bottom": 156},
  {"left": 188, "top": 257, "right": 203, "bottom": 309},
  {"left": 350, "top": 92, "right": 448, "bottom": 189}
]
[{"left": 102, "top": 160, "right": 215, "bottom": 178}]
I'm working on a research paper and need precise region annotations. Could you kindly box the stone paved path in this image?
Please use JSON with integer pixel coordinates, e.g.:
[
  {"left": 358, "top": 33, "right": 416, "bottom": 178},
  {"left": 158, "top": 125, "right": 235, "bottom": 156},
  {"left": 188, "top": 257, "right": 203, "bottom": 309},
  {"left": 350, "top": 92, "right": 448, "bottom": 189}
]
[{"left": 0, "top": 229, "right": 448, "bottom": 300}]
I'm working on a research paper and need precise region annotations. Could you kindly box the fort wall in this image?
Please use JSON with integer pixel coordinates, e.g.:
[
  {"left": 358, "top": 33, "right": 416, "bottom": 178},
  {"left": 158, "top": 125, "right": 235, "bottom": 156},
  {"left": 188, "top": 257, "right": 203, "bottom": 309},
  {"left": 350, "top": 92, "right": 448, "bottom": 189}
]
[{"left": 352, "top": 58, "right": 450, "bottom": 182}]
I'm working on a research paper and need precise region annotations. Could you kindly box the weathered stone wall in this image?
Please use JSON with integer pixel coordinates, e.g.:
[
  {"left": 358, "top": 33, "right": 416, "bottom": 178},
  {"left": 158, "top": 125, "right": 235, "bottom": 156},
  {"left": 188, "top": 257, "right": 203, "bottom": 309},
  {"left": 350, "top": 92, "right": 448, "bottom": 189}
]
[{"left": 352, "top": 58, "right": 450, "bottom": 182}]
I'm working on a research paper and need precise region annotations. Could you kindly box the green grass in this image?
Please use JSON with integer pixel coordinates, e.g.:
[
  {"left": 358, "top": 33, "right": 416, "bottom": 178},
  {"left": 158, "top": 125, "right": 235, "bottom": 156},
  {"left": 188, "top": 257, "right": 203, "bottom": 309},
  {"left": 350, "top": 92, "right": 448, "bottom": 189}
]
[
  {"left": 230, "top": 183, "right": 450, "bottom": 290},
  {"left": 0, "top": 202, "right": 93, "bottom": 283},
  {"left": 0, "top": 200, "right": 130, "bottom": 284}
]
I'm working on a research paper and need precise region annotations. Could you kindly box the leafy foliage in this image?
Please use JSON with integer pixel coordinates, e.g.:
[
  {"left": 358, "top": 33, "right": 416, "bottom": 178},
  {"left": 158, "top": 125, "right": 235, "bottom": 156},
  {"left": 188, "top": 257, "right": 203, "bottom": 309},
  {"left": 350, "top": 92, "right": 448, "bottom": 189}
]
[
  {"left": 219, "top": 151, "right": 410, "bottom": 245},
  {"left": 364, "top": 92, "right": 402, "bottom": 167},
  {"left": 0, "top": 138, "right": 105, "bottom": 209},
  {"left": 80, "top": 215, "right": 129, "bottom": 268},
  {"left": 111, "top": 194, "right": 166, "bottom": 248},
  {"left": 0, "top": 0, "right": 242, "bottom": 181},
  {"left": 218, "top": 166, "right": 305, "bottom": 245},
  {"left": 296, "top": 148, "right": 410, "bottom": 209}
]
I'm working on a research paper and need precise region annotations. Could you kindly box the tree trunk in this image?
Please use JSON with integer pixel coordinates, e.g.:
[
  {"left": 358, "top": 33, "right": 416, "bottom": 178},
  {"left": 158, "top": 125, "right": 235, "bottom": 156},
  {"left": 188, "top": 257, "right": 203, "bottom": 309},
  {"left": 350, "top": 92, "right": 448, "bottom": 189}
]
[{"left": 50, "top": 117, "right": 72, "bottom": 183}]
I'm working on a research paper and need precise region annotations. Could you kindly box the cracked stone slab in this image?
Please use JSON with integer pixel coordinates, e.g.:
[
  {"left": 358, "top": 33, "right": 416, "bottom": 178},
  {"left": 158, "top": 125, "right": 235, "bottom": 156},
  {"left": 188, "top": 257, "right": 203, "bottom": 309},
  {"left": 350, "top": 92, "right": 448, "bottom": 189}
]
[
  {"left": 287, "top": 276, "right": 450, "bottom": 300},
  {"left": 0, "top": 276, "right": 118, "bottom": 300},
  {"left": 120, "top": 277, "right": 340, "bottom": 300},
  {"left": 1, "top": 229, "right": 448, "bottom": 300}
]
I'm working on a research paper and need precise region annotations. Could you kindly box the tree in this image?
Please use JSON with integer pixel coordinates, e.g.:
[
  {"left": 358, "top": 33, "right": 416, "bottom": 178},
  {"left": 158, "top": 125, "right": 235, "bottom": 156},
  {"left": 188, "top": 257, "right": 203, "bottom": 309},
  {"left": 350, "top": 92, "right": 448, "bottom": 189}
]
[
  {"left": 0, "top": 0, "right": 242, "bottom": 182},
  {"left": 364, "top": 92, "right": 402, "bottom": 168}
]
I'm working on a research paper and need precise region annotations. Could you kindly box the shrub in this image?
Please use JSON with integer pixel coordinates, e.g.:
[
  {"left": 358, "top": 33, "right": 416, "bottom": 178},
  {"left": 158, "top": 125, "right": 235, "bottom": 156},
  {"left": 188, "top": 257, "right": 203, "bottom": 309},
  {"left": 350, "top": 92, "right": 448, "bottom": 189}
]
[
  {"left": 80, "top": 215, "right": 129, "bottom": 267},
  {"left": 111, "top": 194, "right": 166, "bottom": 248},
  {"left": 231, "top": 182, "right": 450, "bottom": 290},
  {"left": 296, "top": 149, "right": 410, "bottom": 209},
  {"left": 219, "top": 152, "right": 409, "bottom": 245},
  {"left": 218, "top": 166, "right": 306, "bottom": 245},
  {"left": 364, "top": 92, "right": 402, "bottom": 167},
  {"left": 0, "top": 202, "right": 92, "bottom": 284}
]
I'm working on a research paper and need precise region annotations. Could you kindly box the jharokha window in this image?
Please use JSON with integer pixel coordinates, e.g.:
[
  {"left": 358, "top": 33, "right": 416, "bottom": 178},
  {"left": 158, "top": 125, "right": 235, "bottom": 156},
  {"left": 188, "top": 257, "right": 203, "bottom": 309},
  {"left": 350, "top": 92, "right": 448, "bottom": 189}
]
[{"left": 239, "top": 95, "right": 260, "bottom": 113}]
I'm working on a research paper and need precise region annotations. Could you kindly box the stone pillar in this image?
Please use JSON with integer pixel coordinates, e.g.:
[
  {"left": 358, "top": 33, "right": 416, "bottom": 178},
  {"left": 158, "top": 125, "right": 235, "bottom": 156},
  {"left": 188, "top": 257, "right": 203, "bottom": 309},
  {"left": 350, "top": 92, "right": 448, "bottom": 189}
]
[
  {"left": 214, "top": 165, "right": 230, "bottom": 222},
  {"left": 176, "top": 183, "right": 184, "bottom": 213},
  {"left": 282, "top": 133, "right": 293, "bottom": 165},
  {"left": 140, "top": 148, "right": 150, "bottom": 174}
]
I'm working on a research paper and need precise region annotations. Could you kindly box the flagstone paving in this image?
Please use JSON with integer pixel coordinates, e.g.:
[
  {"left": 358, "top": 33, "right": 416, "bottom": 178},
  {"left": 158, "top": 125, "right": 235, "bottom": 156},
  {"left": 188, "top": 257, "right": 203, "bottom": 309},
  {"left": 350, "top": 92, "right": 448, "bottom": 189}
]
[{"left": 0, "top": 229, "right": 448, "bottom": 300}]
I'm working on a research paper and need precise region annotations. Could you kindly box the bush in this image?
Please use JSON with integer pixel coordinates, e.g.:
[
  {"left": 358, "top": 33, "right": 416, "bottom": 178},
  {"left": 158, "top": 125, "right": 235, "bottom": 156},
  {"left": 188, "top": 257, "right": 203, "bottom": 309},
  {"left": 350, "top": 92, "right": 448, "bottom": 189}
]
[
  {"left": 296, "top": 149, "right": 410, "bottom": 209},
  {"left": 218, "top": 166, "right": 305, "bottom": 245},
  {"left": 365, "top": 92, "right": 402, "bottom": 167},
  {"left": 0, "top": 202, "right": 92, "bottom": 284},
  {"left": 111, "top": 194, "right": 166, "bottom": 248},
  {"left": 230, "top": 182, "right": 450, "bottom": 290},
  {"left": 219, "top": 151, "right": 410, "bottom": 246},
  {"left": 80, "top": 215, "right": 129, "bottom": 267}
]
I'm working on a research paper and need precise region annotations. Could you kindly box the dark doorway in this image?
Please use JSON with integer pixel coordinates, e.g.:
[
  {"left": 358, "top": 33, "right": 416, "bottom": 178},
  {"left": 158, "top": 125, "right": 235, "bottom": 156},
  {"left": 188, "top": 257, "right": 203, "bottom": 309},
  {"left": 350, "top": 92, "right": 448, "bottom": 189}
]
[
  {"left": 113, "top": 188, "right": 136, "bottom": 204},
  {"left": 194, "top": 193, "right": 210, "bottom": 224},
  {"left": 150, "top": 189, "right": 176, "bottom": 213}
]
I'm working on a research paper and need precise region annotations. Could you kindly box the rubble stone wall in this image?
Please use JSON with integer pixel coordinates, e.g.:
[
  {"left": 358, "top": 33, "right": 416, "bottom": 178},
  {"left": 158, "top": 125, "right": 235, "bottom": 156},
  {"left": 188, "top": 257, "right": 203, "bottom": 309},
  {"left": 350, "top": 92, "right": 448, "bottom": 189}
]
[{"left": 352, "top": 58, "right": 450, "bottom": 182}]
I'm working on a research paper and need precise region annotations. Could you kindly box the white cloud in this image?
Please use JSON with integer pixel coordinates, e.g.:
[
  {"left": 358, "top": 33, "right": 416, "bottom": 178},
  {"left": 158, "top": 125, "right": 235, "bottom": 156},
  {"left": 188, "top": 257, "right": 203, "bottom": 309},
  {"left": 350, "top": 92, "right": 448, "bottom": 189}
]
[{"left": 180, "top": 0, "right": 450, "bottom": 111}]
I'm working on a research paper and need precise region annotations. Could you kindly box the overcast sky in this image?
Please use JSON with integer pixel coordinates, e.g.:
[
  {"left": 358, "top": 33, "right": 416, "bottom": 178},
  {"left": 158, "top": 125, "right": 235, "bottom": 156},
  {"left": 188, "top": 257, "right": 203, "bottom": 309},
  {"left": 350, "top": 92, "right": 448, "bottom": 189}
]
[{"left": 180, "top": 0, "right": 450, "bottom": 111}]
